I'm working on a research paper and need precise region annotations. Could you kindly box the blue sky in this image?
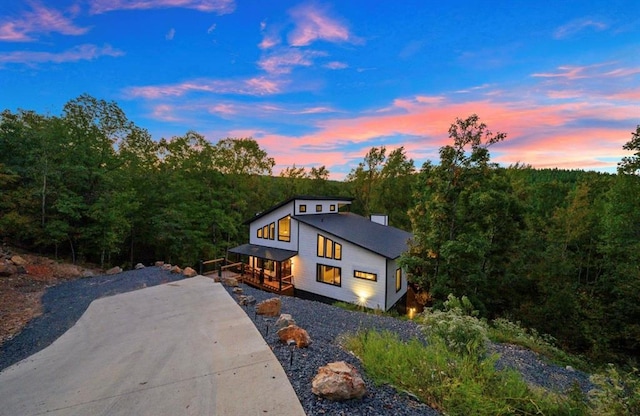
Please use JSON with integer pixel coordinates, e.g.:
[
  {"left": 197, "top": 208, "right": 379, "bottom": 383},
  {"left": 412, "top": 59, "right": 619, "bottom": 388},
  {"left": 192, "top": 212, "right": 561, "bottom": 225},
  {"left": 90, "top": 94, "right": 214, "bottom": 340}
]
[{"left": 1, "top": 0, "right": 638, "bottom": 178}]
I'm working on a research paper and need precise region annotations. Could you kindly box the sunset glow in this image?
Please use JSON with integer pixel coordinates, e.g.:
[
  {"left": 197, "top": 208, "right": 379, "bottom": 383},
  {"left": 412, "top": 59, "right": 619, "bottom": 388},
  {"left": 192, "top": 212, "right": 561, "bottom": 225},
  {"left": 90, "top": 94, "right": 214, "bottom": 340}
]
[{"left": 1, "top": 1, "right": 638, "bottom": 179}]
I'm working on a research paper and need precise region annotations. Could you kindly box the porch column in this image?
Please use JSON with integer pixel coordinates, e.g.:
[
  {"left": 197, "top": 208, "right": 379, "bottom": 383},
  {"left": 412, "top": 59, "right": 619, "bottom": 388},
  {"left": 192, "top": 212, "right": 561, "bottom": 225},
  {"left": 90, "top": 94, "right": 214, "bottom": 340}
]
[{"left": 277, "top": 261, "right": 282, "bottom": 292}]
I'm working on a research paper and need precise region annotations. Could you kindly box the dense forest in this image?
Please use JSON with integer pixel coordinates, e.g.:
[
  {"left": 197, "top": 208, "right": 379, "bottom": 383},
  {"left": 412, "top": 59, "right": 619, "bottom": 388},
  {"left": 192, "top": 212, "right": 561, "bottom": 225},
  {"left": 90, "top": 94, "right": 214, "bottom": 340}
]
[{"left": 1, "top": 95, "right": 638, "bottom": 366}]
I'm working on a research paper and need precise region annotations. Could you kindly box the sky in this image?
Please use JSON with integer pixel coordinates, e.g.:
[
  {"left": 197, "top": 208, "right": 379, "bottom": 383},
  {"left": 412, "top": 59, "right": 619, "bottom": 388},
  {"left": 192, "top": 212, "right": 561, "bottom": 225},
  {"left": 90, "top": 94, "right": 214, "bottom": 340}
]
[{"left": 1, "top": 0, "right": 639, "bottom": 179}]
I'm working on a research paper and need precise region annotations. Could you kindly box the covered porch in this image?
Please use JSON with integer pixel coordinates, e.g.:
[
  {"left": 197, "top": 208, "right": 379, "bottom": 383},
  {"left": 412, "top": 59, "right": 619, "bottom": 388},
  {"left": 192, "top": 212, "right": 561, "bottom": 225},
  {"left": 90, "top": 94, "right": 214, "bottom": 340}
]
[{"left": 227, "top": 244, "right": 297, "bottom": 296}]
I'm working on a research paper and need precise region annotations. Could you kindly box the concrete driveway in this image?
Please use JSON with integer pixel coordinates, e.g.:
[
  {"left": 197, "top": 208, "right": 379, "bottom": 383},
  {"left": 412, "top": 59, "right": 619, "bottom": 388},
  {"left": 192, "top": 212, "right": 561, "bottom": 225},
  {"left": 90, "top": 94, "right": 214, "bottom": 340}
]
[{"left": 0, "top": 276, "right": 305, "bottom": 416}]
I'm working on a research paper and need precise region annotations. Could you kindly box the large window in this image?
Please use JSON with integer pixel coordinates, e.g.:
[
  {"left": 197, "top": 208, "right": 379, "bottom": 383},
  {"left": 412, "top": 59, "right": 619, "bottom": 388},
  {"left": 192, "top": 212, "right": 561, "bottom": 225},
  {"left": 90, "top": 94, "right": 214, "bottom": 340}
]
[
  {"left": 395, "top": 268, "right": 402, "bottom": 292},
  {"left": 278, "top": 215, "right": 291, "bottom": 242},
  {"left": 317, "top": 234, "right": 342, "bottom": 260},
  {"left": 354, "top": 270, "right": 377, "bottom": 281},
  {"left": 317, "top": 264, "right": 341, "bottom": 286}
]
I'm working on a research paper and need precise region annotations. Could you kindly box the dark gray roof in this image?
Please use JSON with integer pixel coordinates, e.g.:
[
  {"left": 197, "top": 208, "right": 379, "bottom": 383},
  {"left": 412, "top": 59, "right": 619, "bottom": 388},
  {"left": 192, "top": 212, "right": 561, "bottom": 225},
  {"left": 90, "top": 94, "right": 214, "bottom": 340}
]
[
  {"left": 293, "top": 213, "right": 412, "bottom": 259},
  {"left": 228, "top": 243, "right": 298, "bottom": 262}
]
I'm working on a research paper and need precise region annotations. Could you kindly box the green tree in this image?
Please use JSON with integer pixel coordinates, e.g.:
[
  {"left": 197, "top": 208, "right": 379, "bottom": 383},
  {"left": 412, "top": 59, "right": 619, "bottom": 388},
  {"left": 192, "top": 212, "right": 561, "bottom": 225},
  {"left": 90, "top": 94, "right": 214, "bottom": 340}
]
[{"left": 401, "top": 115, "right": 518, "bottom": 315}]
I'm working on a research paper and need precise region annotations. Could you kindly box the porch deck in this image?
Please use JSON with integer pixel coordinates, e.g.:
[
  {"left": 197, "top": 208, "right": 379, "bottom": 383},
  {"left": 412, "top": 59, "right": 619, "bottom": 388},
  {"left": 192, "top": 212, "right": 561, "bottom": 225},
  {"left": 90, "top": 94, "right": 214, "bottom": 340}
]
[{"left": 203, "top": 263, "right": 294, "bottom": 296}]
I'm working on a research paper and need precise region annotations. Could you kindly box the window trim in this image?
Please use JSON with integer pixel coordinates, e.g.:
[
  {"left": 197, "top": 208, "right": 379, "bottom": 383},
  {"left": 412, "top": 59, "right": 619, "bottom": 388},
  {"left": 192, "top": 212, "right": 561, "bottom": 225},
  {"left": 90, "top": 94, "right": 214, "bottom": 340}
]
[
  {"left": 330, "top": 204, "right": 336, "bottom": 212},
  {"left": 278, "top": 215, "right": 291, "bottom": 242},
  {"left": 354, "top": 270, "right": 377, "bottom": 282},
  {"left": 299, "top": 204, "right": 307, "bottom": 213},
  {"left": 316, "top": 204, "right": 323, "bottom": 212},
  {"left": 316, "top": 263, "right": 341, "bottom": 287},
  {"left": 317, "top": 235, "right": 325, "bottom": 257}
]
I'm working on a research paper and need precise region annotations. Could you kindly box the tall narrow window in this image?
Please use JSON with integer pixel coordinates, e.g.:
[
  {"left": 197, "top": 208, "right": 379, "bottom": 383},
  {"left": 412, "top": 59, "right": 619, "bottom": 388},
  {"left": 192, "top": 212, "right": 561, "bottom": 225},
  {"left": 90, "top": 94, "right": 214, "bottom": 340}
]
[
  {"left": 269, "top": 222, "right": 275, "bottom": 240},
  {"left": 257, "top": 227, "right": 263, "bottom": 238},
  {"left": 278, "top": 215, "right": 291, "bottom": 242},
  {"left": 395, "top": 268, "right": 402, "bottom": 292},
  {"left": 317, "top": 235, "right": 325, "bottom": 257},
  {"left": 334, "top": 242, "right": 342, "bottom": 260},
  {"left": 317, "top": 264, "right": 341, "bottom": 286},
  {"left": 262, "top": 225, "right": 268, "bottom": 238}
]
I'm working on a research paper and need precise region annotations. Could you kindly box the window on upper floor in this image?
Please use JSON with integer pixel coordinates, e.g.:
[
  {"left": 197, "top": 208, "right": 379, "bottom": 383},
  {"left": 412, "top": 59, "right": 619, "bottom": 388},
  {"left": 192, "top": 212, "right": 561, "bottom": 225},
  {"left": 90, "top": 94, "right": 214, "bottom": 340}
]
[
  {"left": 316, "top": 204, "right": 322, "bottom": 212},
  {"left": 395, "top": 268, "right": 402, "bottom": 292},
  {"left": 317, "top": 234, "right": 342, "bottom": 260},
  {"left": 330, "top": 204, "right": 336, "bottom": 212},
  {"left": 278, "top": 215, "right": 291, "bottom": 242},
  {"left": 299, "top": 204, "right": 307, "bottom": 213}
]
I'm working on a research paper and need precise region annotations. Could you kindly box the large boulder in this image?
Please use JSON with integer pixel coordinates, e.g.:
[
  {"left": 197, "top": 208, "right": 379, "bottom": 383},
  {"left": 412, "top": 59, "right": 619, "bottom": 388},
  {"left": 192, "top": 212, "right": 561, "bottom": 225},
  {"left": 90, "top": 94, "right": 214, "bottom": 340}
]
[
  {"left": 10, "top": 255, "right": 28, "bottom": 266},
  {"left": 182, "top": 267, "right": 197, "bottom": 277},
  {"left": 277, "top": 324, "right": 310, "bottom": 348},
  {"left": 311, "top": 361, "right": 366, "bottom": 401},
  {"left": 105, "top": 266, "right": 122, "bottom": 275},
  {"left": 170, "top": 265, "right": 182, "bottom": 274},
  {"left": 255, "top": 297, "right": 281, "bottom": 316},
  {"left": 275, "top": 313, "right": 296, "bottom": 330},
  {"left": 221, "top": 277, "right": 238, "bottom": 287},
  {"left": 0, "top": 261, "right": 18, "bottom": 277}
]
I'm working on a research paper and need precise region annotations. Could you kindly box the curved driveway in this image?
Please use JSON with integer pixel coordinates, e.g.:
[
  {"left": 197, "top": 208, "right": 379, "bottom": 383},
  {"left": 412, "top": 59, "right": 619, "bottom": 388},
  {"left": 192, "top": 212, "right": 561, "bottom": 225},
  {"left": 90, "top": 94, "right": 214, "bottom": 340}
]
[{"left": 0, "top": 276, "right": 305, "bottom": 416}]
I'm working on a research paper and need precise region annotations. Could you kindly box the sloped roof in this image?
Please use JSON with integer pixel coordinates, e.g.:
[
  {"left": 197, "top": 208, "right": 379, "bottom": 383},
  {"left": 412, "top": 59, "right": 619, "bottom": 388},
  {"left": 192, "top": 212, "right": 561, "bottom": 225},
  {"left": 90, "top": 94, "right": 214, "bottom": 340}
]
[
  {"left": 228, "top": 243, "right": 297, "bottom": 262},
  {"left": 244, "top": 195, "right": 353, "bottom": 224},
  {"left": 293, "top": 212, "right": 412, "bottom": 259}
]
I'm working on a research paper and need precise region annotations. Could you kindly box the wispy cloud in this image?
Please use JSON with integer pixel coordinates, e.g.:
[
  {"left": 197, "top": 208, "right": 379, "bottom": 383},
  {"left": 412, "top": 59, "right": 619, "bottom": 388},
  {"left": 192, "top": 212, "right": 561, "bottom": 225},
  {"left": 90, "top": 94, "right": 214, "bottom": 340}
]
[
  {"left": 0, "top": 2, "right": 89, "bottom": 42},
  {"left": 258, "top": 48, "right": 326, "bottom": 74},
  {"left": 554, "top": 18, "right": 608, "bottom": 39},
  {"left": 126, "top": 76, "right": 285, "bottom": 98},
  {"left": 90, "top": 0, "right": 235, "bottom": 14},
  {"left": 0, "top": 43, "right": 123, "bottom": 66},
  {"left": 324, "top": 61, "right": 347, "bottom": 70},
  {"left": 287, "top": 3, "right": 360, "bottom": 46},
  {"left": 258, "top": 20, "right": 280, "bottom": 50},
  {"left": 532, "top": 62, "right": 639, "bottom": 80},
  {"left": 165, "top": 28, "right": 175, "bottom": 40}
]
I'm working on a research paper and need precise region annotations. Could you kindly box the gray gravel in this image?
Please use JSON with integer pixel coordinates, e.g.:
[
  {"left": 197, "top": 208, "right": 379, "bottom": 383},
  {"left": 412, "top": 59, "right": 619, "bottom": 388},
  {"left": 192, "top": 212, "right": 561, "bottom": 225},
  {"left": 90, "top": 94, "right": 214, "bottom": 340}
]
[
  {"left": 225, "top": 283, "right": 596, "bottom": 416},
  {"left": 1, "top": 268, "right": 595, "bottom": 416},
  {"left": 0, "top": 267, "right": 184, "bottom": 372}
]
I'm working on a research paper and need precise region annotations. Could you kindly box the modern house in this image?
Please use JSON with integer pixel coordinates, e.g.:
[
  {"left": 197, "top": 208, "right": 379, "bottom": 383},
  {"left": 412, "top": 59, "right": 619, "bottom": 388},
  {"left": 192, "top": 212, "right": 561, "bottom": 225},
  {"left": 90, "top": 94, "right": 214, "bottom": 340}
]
[{"left": 228, "top": 196, "right": 412, "bottom": 311}]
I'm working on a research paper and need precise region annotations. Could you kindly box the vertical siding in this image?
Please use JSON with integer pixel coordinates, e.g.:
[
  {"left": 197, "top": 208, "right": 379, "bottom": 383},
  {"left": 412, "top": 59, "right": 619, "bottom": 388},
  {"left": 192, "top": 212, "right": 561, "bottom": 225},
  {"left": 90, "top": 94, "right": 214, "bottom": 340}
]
[
  {"left": 385, "top": 259, "right": 406, "bottom": 310},
  {"left": 248, "top": 202, "right": 298, "bottom": 251},
  {"left": 295, "top": 222, "right": 388, "bottom": 310}
]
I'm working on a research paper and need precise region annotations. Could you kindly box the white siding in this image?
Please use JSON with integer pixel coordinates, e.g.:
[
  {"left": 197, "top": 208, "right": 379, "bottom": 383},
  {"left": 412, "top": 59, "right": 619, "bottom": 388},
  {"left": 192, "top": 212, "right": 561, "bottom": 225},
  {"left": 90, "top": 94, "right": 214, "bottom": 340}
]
[
  {"left": 294, "top": 199, "right": 350, "bottom": 216},
  {"left": 385, "top": 259, "right": 406, "bottom": 310},
  {"left": 248, "top": 202, "right": 298, "bottom": 251},
  {"left": 294, "top": 222, "right": 389, "bottom": 310}
]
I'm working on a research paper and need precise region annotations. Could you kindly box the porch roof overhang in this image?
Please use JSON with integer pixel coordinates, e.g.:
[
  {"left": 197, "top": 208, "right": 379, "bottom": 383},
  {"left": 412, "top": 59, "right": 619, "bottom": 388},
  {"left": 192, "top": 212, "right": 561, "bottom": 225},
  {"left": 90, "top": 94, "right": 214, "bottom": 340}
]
[{"left": 228, "top": 243, "right": 297, "bottom": 262}]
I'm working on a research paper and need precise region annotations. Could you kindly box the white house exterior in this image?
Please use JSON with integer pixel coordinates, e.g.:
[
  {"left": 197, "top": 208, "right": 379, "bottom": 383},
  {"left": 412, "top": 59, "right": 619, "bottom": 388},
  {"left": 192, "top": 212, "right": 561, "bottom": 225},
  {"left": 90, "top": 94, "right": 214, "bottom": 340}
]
[{"left": 228, "top": 196, "right": 412, "bottom": 311}]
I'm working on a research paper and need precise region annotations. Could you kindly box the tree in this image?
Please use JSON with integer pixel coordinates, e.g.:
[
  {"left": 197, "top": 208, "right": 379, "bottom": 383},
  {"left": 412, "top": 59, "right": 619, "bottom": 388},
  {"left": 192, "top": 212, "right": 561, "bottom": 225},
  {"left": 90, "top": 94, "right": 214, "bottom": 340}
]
[
  {"left": 212, "top": 137, "right": 275, "bottom": 175},
  {"left": 401, "top": 115, "right": 517, "bottom": 315},
  {"left": 347, "top": 147, "right": 386, "bottom": 217},
  {"left": 618, "top": 124, "right": 640, "bottom": 175}
]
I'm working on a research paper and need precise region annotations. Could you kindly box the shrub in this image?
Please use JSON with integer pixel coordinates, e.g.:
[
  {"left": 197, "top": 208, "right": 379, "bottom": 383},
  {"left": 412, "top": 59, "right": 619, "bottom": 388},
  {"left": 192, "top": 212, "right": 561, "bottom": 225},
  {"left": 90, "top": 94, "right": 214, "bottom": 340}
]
[{"left": 588, "top": 365, "right": 640, "bottom": 415}]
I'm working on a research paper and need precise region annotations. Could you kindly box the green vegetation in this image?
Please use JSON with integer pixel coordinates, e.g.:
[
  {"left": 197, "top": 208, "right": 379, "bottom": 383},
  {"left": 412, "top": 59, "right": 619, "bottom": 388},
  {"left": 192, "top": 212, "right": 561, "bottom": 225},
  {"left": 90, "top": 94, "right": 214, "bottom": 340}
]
[
  {"left": 2, "top": 98, "right": 639, "bottom": 368},
  {"left": 344, "top": 295, "right": 640, "bottom": 415}
]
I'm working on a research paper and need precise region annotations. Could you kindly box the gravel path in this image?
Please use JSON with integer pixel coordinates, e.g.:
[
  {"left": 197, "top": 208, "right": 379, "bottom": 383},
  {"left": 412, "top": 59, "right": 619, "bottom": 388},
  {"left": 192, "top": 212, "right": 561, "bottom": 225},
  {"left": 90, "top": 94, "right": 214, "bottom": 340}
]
[
  {"left": 1, "top": 268, "right": 595, "bottom": 416},
  {"left": 0, "top": 267, "right": 184, "bottom": 372}
]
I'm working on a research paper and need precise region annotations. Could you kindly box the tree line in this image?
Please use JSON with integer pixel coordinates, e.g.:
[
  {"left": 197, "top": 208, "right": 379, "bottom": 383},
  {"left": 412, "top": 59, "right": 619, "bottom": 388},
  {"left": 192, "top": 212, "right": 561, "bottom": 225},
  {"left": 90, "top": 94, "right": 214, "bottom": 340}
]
[{"left": 1, "top": 95, "right": 638, "bottom": 365}]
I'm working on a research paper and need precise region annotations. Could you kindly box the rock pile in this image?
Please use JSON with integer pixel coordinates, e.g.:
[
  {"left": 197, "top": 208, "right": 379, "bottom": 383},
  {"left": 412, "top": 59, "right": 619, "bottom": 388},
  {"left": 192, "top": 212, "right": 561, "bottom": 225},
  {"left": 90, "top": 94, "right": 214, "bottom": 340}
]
[{"left": 311, "top": 361, "right": 367, "bottom": 401}]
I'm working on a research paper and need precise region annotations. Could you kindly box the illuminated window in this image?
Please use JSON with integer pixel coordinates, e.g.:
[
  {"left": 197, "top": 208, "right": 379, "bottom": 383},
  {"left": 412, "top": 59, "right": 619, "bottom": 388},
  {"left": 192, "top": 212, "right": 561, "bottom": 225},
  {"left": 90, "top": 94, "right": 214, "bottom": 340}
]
[
  {"left": 257, "top": 227, "right": 263, "bottom": 238},
  {"left": 395, "top": 268, "right": 402, "bottom": 292},
  {"left": 317, "top": 235, "right": 325, "bottom": 257},
  {"left": 269, "top": 222, "right": 275, "bottom": 240},
  {"left": 317, "top": 264, "right": 341, "bottom": 286},
  {"left": 330, "top": 204, "right": 336, "bottom": 212},
  {"left": 278, "top": 215, "right": 291, "bottom": 242},
  {"left": 316, "top": 204, "right": 322, "bottom": 212},
  {"left": 300, "top": 204, "right": 307, "bottom": 213},
  {"left": 262, "top": 225, "right": 268, "bottom": 238},
  {"left": 317, "top": 234, "right": 341, "bottom": 260},
  {"left": 354, "top": 270, "right": 377, "bottom": 281}
]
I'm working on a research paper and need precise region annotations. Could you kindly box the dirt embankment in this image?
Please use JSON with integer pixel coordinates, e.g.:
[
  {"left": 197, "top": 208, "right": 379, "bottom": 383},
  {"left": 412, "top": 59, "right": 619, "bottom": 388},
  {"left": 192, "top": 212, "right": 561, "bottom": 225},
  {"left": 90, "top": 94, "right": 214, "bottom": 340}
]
[{"left": 0, "top": 249, "right": 99, "bottom": 346}]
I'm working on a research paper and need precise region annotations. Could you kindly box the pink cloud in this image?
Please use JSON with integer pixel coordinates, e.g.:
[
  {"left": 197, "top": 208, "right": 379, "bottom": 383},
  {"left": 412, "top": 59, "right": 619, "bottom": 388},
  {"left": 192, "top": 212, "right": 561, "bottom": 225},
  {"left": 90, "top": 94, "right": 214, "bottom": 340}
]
[
  {"left": 554, "top": 18, "right": 608, "bottom": 39},
  {"left": 324, "top": 61, "right": 348, "bottom": 70},
  {"left": 0, "top": 44, "right": 123, "bottom": 65},
  {"left": 287, "top": 3, "right": 358, "bottom": 46},
  {"left": 258, "top": 49, "right": 326, "bottom": 74},
  {"left": 0, "top": 2, "right": 89, "bottom": 42},
  {"left": 126, "top": 76, "right": 285, "bottom": 98},
  {"left": 532, "top": 62, "right": 638, "bottom": 80},
  {"left": 90, "top": 0, "right": 235, "bottom": 14}
]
